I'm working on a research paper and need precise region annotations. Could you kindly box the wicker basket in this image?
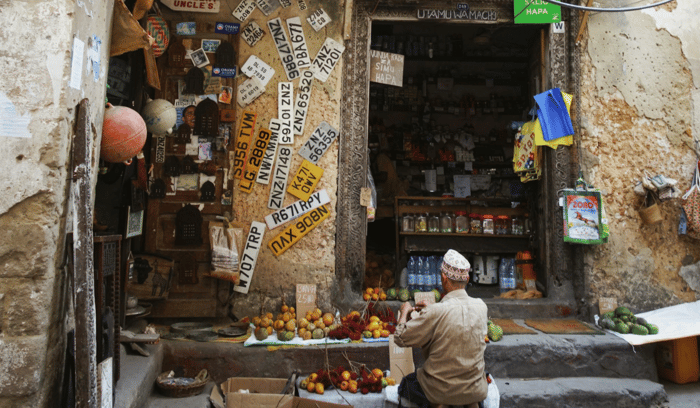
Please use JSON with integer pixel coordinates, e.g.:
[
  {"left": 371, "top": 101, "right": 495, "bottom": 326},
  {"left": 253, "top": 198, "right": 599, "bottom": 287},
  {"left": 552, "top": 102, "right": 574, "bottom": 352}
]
[
  {"left": 155, "top": 369, "right": 208, "bottom": 398},
  {"left": 640, "top": 192, "right": 662, "bottom": 225}
]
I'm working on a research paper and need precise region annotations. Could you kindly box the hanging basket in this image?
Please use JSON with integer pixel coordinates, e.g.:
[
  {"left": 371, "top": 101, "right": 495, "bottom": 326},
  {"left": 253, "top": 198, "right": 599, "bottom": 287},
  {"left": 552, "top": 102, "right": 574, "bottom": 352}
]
[{"left": 639, "top": 192, "right": 663, "bottom": 225}]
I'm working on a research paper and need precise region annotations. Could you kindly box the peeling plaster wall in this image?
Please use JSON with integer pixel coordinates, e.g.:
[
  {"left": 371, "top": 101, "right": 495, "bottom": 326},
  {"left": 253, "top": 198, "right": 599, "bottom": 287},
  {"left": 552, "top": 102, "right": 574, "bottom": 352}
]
[
  {"left": 579, "top": 1, "right": 700, "bottom": 314},
  {"left": 0, "top": 0, "right": 113, "bottom": 406}
]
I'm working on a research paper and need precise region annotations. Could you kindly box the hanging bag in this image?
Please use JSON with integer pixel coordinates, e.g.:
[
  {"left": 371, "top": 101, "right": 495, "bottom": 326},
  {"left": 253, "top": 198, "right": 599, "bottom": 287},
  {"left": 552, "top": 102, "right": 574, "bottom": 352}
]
[
  {"left": 681, "top": 166, "right": 700, "bottom": 239},
  {"left": 534, "top": 88, "right": 574, "bottom": 141},
  {"left": 639, "top": 191, "right": 663, "bottom": 225}
]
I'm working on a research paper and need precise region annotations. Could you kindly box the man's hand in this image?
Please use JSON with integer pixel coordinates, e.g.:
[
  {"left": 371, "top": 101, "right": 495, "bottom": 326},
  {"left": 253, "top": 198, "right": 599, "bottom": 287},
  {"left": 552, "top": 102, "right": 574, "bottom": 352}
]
[{"left": 399, "top": 301, "right": 414, "bottom": 324}]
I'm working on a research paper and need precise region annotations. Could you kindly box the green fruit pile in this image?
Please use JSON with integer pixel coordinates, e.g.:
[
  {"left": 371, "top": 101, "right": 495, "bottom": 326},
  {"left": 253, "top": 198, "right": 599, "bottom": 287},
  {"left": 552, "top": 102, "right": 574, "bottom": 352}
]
[
  {"left": 599, "top": 306, "right": 658, "bottom": 335},
  {"left": 487, "top": 320, "right": 503, "bottom": 342}
]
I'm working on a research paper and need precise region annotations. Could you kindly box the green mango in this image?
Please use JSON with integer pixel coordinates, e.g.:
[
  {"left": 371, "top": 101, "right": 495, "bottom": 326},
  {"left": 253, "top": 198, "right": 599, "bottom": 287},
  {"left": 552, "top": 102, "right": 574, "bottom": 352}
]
[
  {"left": 631, "top": 324, "right": 648, "bottom": 335},
  {"left": 614, "top": 322, "right": 630, "bottom": 334},
  {"left": 645, "top": 324, "right": 659, "bottom": 335}
]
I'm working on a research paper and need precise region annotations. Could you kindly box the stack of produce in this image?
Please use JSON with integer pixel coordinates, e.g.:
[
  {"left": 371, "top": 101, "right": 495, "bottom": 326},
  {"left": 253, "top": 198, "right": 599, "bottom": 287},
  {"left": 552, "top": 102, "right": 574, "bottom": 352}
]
[
  {"left": 300, "top": 365, "right": 396, "bottom": 395},
  {"left": 364, "top": 251, "right": 395, "bottom": 290},
  {"left": 298, "top": 307, "right": 338, "bottom": 340},
  {"left": 328, "top": 302, "right": 396, "bottom": 341},
  {"left": 598, "top": 306, "right": 659, "bottom": 335},
  {"left": 252, "top": 302, "right": 297, "bottom": 341}
]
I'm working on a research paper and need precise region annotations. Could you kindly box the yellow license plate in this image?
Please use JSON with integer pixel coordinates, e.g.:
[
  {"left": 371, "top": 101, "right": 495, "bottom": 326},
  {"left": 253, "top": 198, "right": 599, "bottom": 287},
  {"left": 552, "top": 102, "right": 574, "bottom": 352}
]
[
  {"left": 287, "top": 159, "right": 323, "bottom": 201},
  {"left": 240, "top": 128, "right": 271, "bottom": 193},
  {"left": 232, "top": 111, "right": 257, "bottom": 179},
  {"left": 268, "top": 205, "right": 330, "bottom": 256}
]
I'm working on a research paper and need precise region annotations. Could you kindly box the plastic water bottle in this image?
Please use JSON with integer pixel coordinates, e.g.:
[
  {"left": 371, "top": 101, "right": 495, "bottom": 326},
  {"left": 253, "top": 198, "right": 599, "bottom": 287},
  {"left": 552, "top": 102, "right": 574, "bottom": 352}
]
[
  {"left": 435, "top": 256, "right": 444, "bottom": 292},
  {"left": 416, "top": 256, "right": 425, "bottom": 292},
  {"left": 423, "top": 257, "right": 433, "bottom": 291},
  {"left": 499, "top": 257, "right": 516, "bottom": 293},
  {"left": 407, "top": 257, "right": 417, "bottom": 291},
  {"left": 427, "top": 256, "right": 437, "bottom": 291}
]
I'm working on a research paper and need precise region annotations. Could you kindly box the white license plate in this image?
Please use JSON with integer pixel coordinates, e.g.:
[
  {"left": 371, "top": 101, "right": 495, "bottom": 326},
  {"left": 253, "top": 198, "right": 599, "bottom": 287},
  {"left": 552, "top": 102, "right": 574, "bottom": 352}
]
[
  {"left": 307, "top": 8, "right": 331, "bottom": 32},
  {"left": 278, "top": 82, "right": 294, "bottom": 144},
  {"left": 232, "top": 0, "right": 256, "bottom": 22},
  {"left": 266, "top": 189, "right": 330, "bottom": 229},
  {"left": 268, "top": 17, "right": 300, "bottom": 81},
  {"left": 237, "top": 77, "right": 265, "bottom": 107},
  {"left": 298, "top": 121, "right": 339, "bottom": 164},
  {"left": 293, "top": 70, "right": 313, "bottom": 135},
  {"left": 255, "top": 0, "right": 280, "bottom": 15},
  {"left": 267, "top": 143, "right": 293, "bottom": 210},
  {"left": 310, "top": 37, "right": 345, "bottom": 82},
  {"left": 242, "top": 21, "right": 265, "bottom": 47},
  {"left": 233, "top": 221, "right": 266, "bottom": 294},
  {"left": 241, "top": 54, "right": 275, "bottom": 86},
  {"left": 286, "top": 17, "right": 311, "bottom": 69}
]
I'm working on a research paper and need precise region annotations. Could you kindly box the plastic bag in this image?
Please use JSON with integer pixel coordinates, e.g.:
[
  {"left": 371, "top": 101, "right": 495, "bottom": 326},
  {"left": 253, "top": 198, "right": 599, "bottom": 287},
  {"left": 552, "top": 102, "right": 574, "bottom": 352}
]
[
  {"left": 483, "top": 373, "right": 500, "bottom": 408},
  {"left": 367, "top": 169, "right": 377, "bottom": 222},
  {"left": 208, "top": 221, "right": 242, "bottom": 283}
]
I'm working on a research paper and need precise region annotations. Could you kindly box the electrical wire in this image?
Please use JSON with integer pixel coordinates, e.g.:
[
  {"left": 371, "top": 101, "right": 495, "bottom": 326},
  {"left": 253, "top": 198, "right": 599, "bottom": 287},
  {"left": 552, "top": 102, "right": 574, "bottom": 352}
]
[{"left": 538, "top": 0, "right": 675, "bottom": 13}]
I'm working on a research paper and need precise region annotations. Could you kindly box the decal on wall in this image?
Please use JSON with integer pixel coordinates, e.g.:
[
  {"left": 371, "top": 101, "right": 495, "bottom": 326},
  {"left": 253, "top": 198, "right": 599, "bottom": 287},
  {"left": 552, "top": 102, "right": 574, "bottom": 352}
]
[
  {"left": 267, "top": 139, "right": 293, "bottom": 210},
  {"left": 242, "top": 21, "right": 265, "bottom": 47},
  {"left": 233, "top": 221, "right": 266, "bottom": 294},
  {"left": 278, "top": 82, "right": 294, "bottom": 145},
  {"left": 202, "top": 39, "right": 221, "bottom": 53},
  {"left": 232, "top": 111, "right": 257, "bottom": 179},
  {"left": 215, "top": 22, "right": 240, "bottom": 34},
  {"left": 190, "top": 48, "right": 210, "bottom": 68},
  {"left": 161, "top": 0, "right": 220, "bottom": 13},
  {"left": 240, "top": 128, "right": 272, "bottom": 193},
  {"left": 241, "top": 55, "right": 275, "bottom": 86},
  {"left": 268, "top": 18, "right": 300, "bottom": 81},
  {"left": 286, "top": 17, "right": 311, "bottom": 70},
  {"left": 266, "top": 189, "right": 330, "bottom": 229},
  {"left": 237, "top": 77, "right": 265, "bottom": 107},
  {"left": 70, "top": 37, "right": 85, "bottom": 90},
  {"left": 268, "top": 205, "right": 330, "bottom": 256},
  {"left": 307, "top": 8, "right": 332, "bottom": 32},
  {"left": 310, "top": 37, "right": 345, "bottom": 83},
  {"left": 298, "top": 121, "right": 339, "bottom": 164},
  {"left": 212, "top": 66, "right": 237, "bottom": 78},
  {"left": 232, "top": 0, "right": 257, "bottom": 22},
  {"left": 256, "top": 0, "right": 281, "bottom": 16},
  {"left": 86, "top": 35, "right": 102, "bottom": 82},
  {"left": 293, "top": 69, "right": 313, "bottom": 135},
  {"left": 287, "top": 159, "right": 323, "bottom": 201},
  {"left": 176, "top": 22, "right": 197, "bottom": 35},
  {"left": 256, "top": 119, "right": 280, "bottom": 185}
]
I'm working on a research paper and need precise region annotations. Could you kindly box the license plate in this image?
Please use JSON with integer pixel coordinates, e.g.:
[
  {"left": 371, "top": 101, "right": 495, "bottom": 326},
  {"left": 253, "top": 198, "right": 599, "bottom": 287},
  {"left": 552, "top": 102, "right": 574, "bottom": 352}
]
[
  {"left": 293, "top": 70, "right": 314, "bottom": 135},
  {"left": 310, "top": 37, "right": 345, "bottom": 82},
  {"left": 267, "top": 142, "right": 293, "bottom": 210},
  {"left": 241, "top": 54, "right": 275, "bottom": 86},
  {"left": 280, "top": 0, "right": 292, "bottom": 7},
  {"left": 242, "top": 21, "right": 265, "bottom": 47},
  {"left": 255, "top": 120, "right": 280, "bottom": 185},
  {"left": 233, "top": 221, "right": 266, "bottom": 294},
  {"left": 298, "top": 121, "right": 338, "bottom": 164},
  {"left": 268, "top": 205, "right": 330, "bottom": 256},
  {"left": 255, "top": 0, "right": 280, "bottom": 16},
  {"left": 155, "top": 136, "right": 165, "bottom": 163},
  {"left": 268, "top": 18, "right": 300, "bottom": 81},
  {"left": 266, "top": 189, "right": 330, "bottom": 229},
  {"left": 298, "top": 0, "right": 307, "bottom": 10},
  {"left": 237, "top": 77, "right": 265, "bottom": 107},
  {"left": 286, "top": 17, "right": 311, "bottom": 69},
  {"left": 307, "top": 8, "right": 331, "bottom": 32},
  {"left": 240, "top": 128, "right": 271, "bottom": 193},
  {"left": 287, "top": 159, "right": 323, "bottom": 201},
  {"left": 232, "top": 0, "right": 256, "bottom": 22},
  {"left": 278, "top": 82, "right": 294, "bottom": 144},
  {"left": 232, "top": 111, "right": 257, "bottom": 179}
]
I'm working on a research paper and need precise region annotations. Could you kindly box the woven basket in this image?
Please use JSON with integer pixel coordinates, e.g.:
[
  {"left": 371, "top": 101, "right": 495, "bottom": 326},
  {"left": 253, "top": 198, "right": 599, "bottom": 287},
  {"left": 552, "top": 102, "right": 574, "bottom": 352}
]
[
  {"left": 640, "top": 192, "right": 663, "bottom": 225},
  {"left": 155, "top": 369, "right": 208, "bottom": 398}
]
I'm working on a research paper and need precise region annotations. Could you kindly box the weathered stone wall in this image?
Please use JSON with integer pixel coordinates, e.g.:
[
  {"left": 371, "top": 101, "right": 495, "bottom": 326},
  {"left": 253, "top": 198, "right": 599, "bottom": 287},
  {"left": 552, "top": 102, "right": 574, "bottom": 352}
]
[
  {"left": 0, "top": 0, "right": 113, "bottom": 406},
  {"left": 579, "top": 1, "right": 700, "bottom": 314}
]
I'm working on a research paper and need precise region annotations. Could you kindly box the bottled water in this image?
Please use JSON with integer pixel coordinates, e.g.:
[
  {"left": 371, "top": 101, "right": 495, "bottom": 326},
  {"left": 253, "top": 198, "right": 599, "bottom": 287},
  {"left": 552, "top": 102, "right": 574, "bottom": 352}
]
[
  {"left": 499, "top": 257, "right": 516, "bottom": 293},
  {"left": 407, "top": 257, "right": 417, "bottom": 291},
  {"left": 427, "top": 256, "right": 437, "bottom": 291},
  {"left": 436, "top": 256, "right": 444, "bottom": 292},
  {"left": 424, "top": 256, "right": 433, "bottom": 291},
  {"left": 416, "top": 256, "right": 425, "bottom": 291}
]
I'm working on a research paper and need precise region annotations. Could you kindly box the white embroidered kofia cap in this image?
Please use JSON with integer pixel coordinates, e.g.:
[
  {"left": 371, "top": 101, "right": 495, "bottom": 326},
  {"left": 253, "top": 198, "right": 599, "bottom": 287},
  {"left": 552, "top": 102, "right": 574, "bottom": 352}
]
[{"left": 441, "top": 249, "right": 470, "bottom": 281}]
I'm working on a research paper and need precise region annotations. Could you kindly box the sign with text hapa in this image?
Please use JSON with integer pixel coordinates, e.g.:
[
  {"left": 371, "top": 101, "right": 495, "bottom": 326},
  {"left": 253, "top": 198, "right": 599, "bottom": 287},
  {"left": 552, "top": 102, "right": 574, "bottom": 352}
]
[
  {"left": 370, "top": 50, "right": 404, "bottom": 87},
  {"left": 265, "top": 189, "right": 331, "bottom": 230},
  {"left": 233, "top": 221, "right": 266, "bottom": 294},
  {"left": 161, "top": 0, "right": 220, "bottom": 13},
  {"left": 514, "top": 0, "right": 561, "bottom": 24},
  {"left": 231, "top": 111, "right": 257, "bottom": 179},
  {"left": 287, "top": 160, "right": 323, "bottom": 201},
  {"left": 268, "top": 205, "right": 330, "bottom": 256}
]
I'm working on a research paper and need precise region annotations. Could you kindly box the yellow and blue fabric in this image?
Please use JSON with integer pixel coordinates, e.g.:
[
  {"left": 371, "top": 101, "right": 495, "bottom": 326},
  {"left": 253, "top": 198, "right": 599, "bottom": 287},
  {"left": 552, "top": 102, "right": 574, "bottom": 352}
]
[
  {"left": 534, "top": 92, "right": 574, "bottom": 148},
  {"left": 534, "top": 88, "right": 574, "bottom": 142}
]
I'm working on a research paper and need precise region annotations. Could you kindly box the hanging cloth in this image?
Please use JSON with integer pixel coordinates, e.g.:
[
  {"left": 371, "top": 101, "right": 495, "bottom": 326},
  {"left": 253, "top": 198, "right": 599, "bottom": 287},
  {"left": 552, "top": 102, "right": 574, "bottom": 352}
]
[
  {"left": 534, "top": 88, "right": 574, "bottom": 142},
  {"left": 513, "top": 120, "right": 542, "bottom": 183},
  {"left": 534, "top": 92, "right": 574, "bottom": 148}
]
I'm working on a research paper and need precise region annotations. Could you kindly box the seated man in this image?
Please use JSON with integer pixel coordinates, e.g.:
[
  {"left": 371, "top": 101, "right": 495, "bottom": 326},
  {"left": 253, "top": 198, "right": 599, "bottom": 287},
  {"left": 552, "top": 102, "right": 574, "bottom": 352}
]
[{"left": 394, "top": 250, "right": 488, "bottom": 408}]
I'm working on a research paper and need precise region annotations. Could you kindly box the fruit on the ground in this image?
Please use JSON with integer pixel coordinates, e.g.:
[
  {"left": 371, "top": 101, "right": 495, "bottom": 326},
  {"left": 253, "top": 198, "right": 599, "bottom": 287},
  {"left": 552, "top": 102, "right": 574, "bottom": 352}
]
[
  {"left": 362, "top": 330, "right": 372, "bottom": 338},
  {"left": 285, "top": 320, "right": 296, "bottom": 331},
  {"left": 600, "top": 317, "right": 615, "bottom": 330},
  {"left": 487, "top": 322, "right": 503, "bottom": 342},
  {"left": 602, "top": 311, "right": 615, "bottom": 320},
  {"left": 348, "top": 381, "right": 358, "bottom": 393},
  {"left": 631, "top": 324, "right": 649, "bottom": 335},
  {"left": 645, "top": 324, "right": 659, "bottom": 334},
  {"left": 386, "top": 377, "right": 396, "bottom": 386},
  {"left": 636, "top": 317, "right": 648, "bottom": 326},
  {"left": 254, "top": 327, "right": 269, "bottom": 340},
  {"left": 302, "top": 331, "right": 312, "bottom": 340},
  {"left": 398, "top": 288, "right": 410, "bottom": 302},
  {"left": 306, "top": 382, "right": 315, "bottom": 392}
]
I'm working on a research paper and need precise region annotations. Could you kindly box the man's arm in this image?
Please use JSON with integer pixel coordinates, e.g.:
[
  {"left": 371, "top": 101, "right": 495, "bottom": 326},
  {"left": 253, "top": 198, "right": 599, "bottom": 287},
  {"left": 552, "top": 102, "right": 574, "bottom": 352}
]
[{"left": 394, "top": 301, "right": 435, "bottom": 348}]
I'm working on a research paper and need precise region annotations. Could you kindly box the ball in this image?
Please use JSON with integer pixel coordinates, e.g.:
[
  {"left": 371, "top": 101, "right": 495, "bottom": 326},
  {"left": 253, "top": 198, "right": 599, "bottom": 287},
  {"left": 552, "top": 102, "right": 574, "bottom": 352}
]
[
  {"left": 101, "top": 105, "right": 147, "bottom": 163},
  {"left": 141, "top": 99, "right": 177, "bottom": 135}
]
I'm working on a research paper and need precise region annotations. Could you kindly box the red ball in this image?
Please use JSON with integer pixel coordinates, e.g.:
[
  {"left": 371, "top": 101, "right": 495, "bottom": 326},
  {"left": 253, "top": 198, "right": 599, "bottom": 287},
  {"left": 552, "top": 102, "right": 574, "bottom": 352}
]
[{"left": 101, "top": 105, "right": 147, "bottom": 163}]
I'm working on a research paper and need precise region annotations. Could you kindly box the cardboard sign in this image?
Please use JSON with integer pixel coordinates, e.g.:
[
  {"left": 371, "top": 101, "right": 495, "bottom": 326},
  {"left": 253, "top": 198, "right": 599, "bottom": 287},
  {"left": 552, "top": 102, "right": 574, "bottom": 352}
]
[
  {"left": 232, "top": 111, "right": 257, "bottom": 179},
  {"left": 514, "top": 0, "right": 561, "bottom": 24},
  {"left": 267, "top": 143, "right": 293, "bottom": 210},
  {"left": 268, "top": 205, "right": 330, "bottom": 256},
  {"left": 307, "top": 8, "right": 332, "bottom": 32},
  {"left": 232, "top": 0, "right": 256, "bottom": 22},
  {"left": 241, "top": 55, "right": 275, "bottom": 86},
  {"left": 161, "top": 0, "right": 220, "bottom": 13},
  {"left": 255, "top": 120, "right": 280, "bottom": 185},
  {"left": 296, "top": 284, "right": 316, "bottom": 322},
  {"left": 370, "top": 50, "right": 404, "bottom": 87},
  {"left": 599, "top": 297, "right": 617, "bottom": 315},
  {"left": 240, "top": 128, "right": 272, "bottom": 193},
  {"left": 310, "top": 37, "right": 345, "bottom": 82},
  {"left": 256, "top": 0, "right": 280, "bottom": 16},
  {"left": 389, "top": 335, "right": 415, "bottom": 380},
  {"left": 237, "top": 77, "right": 265, "bottom": 107},
  {"left": 233, "top": 221, "right": 266, "bottom": 294},
  {"left": 278, "top": 82, "right": 294, "bottom": 145},
  {"left": 242, "top": 21, "right": 265, "bottom": 47},
  {"left": 155, "top": 136, "right": 166, "bottom": 163},
  {"left": 286, "top": 17, "right": 311, "bottom": 69},
  {"left": 293, "top": 70, "right": 313, "bottom": 135},
  {"left": 268, "top": 18, "right": 300, "bottom": 81},
  {"left": 265, "top": 189, "right": 331, "bottom": 229},
  {"left": 298, "top": 121, "right": 338, "bottom": 164},
  {"left": 288, "top": 160, "right": 323, "bottom": 201},
  {"left": 215, "top": 22, "right": 240, "bottom": 34}
]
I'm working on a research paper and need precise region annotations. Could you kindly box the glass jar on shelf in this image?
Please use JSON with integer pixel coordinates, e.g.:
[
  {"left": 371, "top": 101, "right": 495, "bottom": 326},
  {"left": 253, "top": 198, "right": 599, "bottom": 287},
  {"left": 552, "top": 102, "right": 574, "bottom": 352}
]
[
  {"left": 482, "top": 215, "right": 495, "bottom": 234},
  {"left": 415, "top": 213, "right": 428, "bottom": 232},
  {"left": 402, "top": 213, "right": 415, "bottom": 232},
  {"left": 469, "top": 213, "right": 483, "bottom": 234},
  {"left": 428, "top": 213, "right": 440, "bottom": 233},
  {"left": 455, "top": 211, "right": 469, "bottom": 233},
  {"left": 495, "top": 215, "right": 510, "bottom": 235},
  {"left": 440, "top": 212, "right": 454, "bottom": 233},
  {"left": 511, "top": 216, "right": 524, "bottom": 235}
]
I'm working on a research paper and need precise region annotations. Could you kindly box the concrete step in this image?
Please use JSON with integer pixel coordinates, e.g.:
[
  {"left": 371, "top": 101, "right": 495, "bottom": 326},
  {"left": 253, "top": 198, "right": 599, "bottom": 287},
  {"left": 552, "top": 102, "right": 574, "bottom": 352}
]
[
  {"left": 496, "top": 377, "right": 669, "bottom": 408},
  {"left": 144, "top": 381, "right": 213, "bottom": 408},
  {"left": 114, "top": 344, "right": 163, "bottom": 408}
]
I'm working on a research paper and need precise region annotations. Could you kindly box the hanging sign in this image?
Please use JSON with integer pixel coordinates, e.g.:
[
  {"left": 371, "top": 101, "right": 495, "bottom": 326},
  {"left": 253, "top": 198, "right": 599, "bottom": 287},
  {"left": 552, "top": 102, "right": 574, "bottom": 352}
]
[
  {"left": 232, "top": 111, "right": 257, "bottom": 179},
  {"left": 256, "top": 119, "right": 280, "bottom": 185},
  {"left": 241, "top": 55, "right": 275, "bottom": 86},
  {"left": 268, "top": 18, "right": 301, "bottom": 81},
  {"left": 417, "top": 8, "right": 497, "bottom": 21},
  {"left": 278, "top": 82, "right": 294, "bottom": 145},
  {"left": 514, "top": 0, "right": 561, "bottom": 24},
  {"left": 232, "top": 0, "right": 256, "bottom": 22},
  {"left": 307, "top": 8, "right": 332, "bottom": 32},
  {"left": 237, "top": 77, "right": 265, "bottom": 107},
  {"left": 256, "top": 0, "right": 281, "bottom": 16},
  {"left": 267, "top": 134, "right": 293, "bottom": 210},
  {"left": 233, "top": 221, "right": 266, "bottom": 294},
  {"left": 298, "top": 121, "right": 339, "bottom": 164},
  {"left": 240, "top": 128, "right": 271, "bottom": 193},
  {"left": 155, "top": 136, "right": 166, "bottom": 163},
  {"left": 563, "top": 189, "right": 604, "bottom": 244},
  {"left": 268, "top": 205, "right": 330, "bottom": 256},
  {"left": 161, "top": 0, "right": 219, "bottom": 13},
  {"left": 286, "top": 17, "right": 312, "bottom": 70},
  {"left": 266, "top": 189, "right": 331, "bottom": 229},
  {"left": 310, "top": 37, "right": 345, "bottom": 82},
  {"left": 242, "top": 21, "right": 265, "bottom": 47},
  {"left": 293, "top": 70, "right": 314, "bottom": 135},
  {"left": 215, "top": 22, "right": 240, "bottom": 34},
  {"left": 369, "top": 50, "right": 404, "bottom": 87},
  {"left": 287, "top": 159, "right": 323, "bottom": 201}
]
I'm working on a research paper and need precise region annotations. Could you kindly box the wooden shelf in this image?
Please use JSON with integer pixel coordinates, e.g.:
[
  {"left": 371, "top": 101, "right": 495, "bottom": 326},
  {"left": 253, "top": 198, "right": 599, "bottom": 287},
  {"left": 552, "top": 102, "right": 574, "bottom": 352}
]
[{"left": 400, "top": 232, "right": 529, "bottom": 238}]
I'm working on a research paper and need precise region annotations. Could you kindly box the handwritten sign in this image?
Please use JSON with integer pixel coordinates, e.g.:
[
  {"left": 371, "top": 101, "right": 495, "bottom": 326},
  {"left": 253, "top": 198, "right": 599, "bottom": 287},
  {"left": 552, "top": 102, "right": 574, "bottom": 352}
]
[
  {"left": 370, "top": 50, "right": 404, "bottom": 87},
  {"left": 233, "top": 221, "right": 266, "bottom": 294},
  {"left": 307, "top": 8, "right": 331, "bottom": 32},
  {"left": 232, "top": 0, "right": 256, "bottom": 22},
  {"left": 237, "top": 77, "right": 265, "bottom": 107},
  {"left": 268, "top": 18, "right": 300, "bottom": 81},
  {"left": 240, "top": 128, "right": 271, "bottom": 193},
  {"left": 310, "top": 37, "right": 345, "bottom": 82},
  {"left": 298, "top": 121, "right": 338, "bottom": 164},
  {"left": 232, "top": 111, "right": 257, "bottom": 179},
  {"left": 242, "top": 21, "right": 265, "bottom": 47},
  {"left": 267, "top": 140, "right": 293, "bottom": 210},
  {"left": 266, "top": 189, "right": 331, "bottom": 229},
  {"left": 278, "top": 82, "right": 294, "bottom": 144},
  {"left": 288, "top": 160, "right": 323, "bottom": 201},
  {"left": 155, "top": 136, "right": 166, "bottom": 163},
  {"left": 599, "top": 297, "right": 617, "bottom": 315},
  {"left": 255, "top": 120, "right": 280, "bottom": 185},
  {"left": 161, "top": 0, "right": 220, "bottom": 13},
  {"left": 241, "top": 55, "right": 275, "bottom": 86},
  {"left": 296, "top": 284, "right": 316, "bottom": 319},
  {"left": 268, "top": 205, "right": 330, "bottom": 256},
  {"left": 286, "top": 17, "right": 311, "bottom": 69},
  {"left": 293, "top": 70, "right": 313, "bottom": 135}
]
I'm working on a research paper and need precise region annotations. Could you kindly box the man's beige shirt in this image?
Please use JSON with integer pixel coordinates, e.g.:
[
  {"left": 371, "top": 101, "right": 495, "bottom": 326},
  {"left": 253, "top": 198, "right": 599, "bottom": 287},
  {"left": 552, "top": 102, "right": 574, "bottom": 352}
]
[{"left": 394, "top": 289, "right": 488, "bottom": 405}]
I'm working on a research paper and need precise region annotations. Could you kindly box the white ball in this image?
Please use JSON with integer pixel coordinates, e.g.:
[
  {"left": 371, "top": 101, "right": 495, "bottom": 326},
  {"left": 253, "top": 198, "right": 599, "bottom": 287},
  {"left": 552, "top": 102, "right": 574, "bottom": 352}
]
[{"left": 141, "top": 99, "right": 177, "bottom": 135}]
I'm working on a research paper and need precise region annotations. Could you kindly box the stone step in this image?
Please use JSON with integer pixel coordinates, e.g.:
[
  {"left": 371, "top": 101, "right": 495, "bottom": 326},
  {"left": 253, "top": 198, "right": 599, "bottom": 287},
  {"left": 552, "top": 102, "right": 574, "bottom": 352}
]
[
  {"left": 495, "top": 377, "right": 668, "bottom": 408},
  {"left": 114, "top": 344, "right": 163, "bottom": 408}
]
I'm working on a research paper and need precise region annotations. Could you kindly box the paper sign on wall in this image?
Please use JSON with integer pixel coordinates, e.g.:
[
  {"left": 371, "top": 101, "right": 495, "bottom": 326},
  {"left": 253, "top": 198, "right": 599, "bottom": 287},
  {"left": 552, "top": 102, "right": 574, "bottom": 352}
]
[
  {"left": 234, "top": 221, "right": 266, "bottom": 294},
  {"left": 268, "top": 205, "right": 330, "bottom": 256},
  {"left": 266, "top": 189, "right": 331, "bottom": 229},
  {"left": 453, "top": 175, "right": 471, "bottom": 198},
  {"left": 278, "top": 82, "right": 294, "bottom": 145},
  {"left": 296, "top": 284, "right": 316, "bottom": 320},
  {"left": 242, "top": 21, "right": 265, "bottom": 47},
  {"left": 161, "top": 0, "right": 220, "bottom": 13},
  {"left": 310, "top": 37, "right": 345, "bottom": 82},
  {"left": 307, "top": 8, "right": 332, "bottom": 32},
  {"left": 240, "top": 128, "right": 272, "bottom": 193},
  {"left": 268, "top": 18, "right": 300, "bottom": 81},
  {"left": 286, "top": 17, "right": 311, "bottom": 70},
  {"left": 267, "top": 139, "right": 293, "bottom": 210},
  {"left": 369, "top": 50, "right": 404, "bottom": 87},
  {"left": 288, "top": 160, "right": 323, "bottom": 201},
  {"left": 389, "top": 335, "right": 415, "bottom": 380},
  {"left": 293, "top": 69, "right": 313, "bottom": 135},
  {"left": 232, "top": 0, "right": 256, "bottom": 22},
  {"left": 241, "top": 55, "right": 275, "bottom": 86},
  {"left": 232, "top": 111, "right": 257, "bottom": 179},
  {"left": 298, "top": 121, "right": 339, "bottom": 164},
  {"left": 256, "top": 119, "right": 280, "bottom": 185},
  {"left": 237, "top": 77, "right": 265, "bottom": 107}
]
